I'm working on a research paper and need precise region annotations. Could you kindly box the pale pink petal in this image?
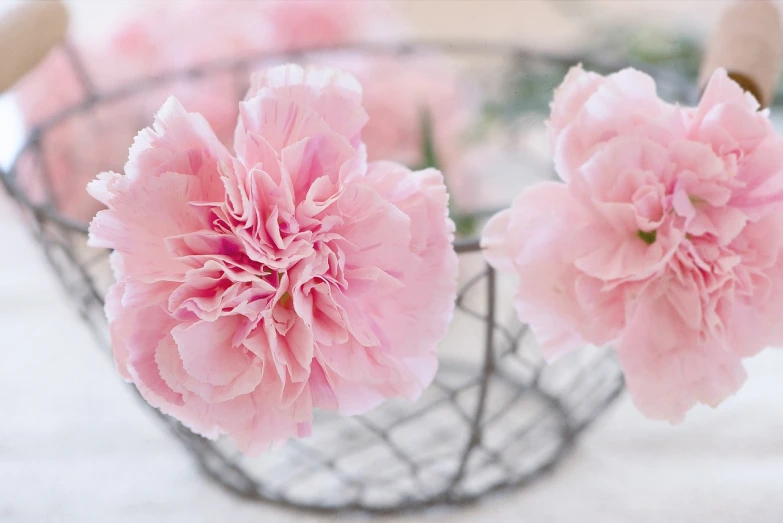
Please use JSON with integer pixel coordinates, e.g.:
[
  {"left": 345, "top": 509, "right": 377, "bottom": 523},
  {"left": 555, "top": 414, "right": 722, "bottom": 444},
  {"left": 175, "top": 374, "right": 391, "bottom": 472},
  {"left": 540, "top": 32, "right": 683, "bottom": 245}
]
[
  {"left": 552, "top": 68, "right": 682, "bottom": 181},
  {"left": 126, "top": 97, "right": 230, "bottom": 199},
  {"left": 105, "top": 282, "right": 132, "bottom": 381},
  {"left": 123, "top": 305, "right": 184, "bottom": 406},
  {"left": 171, "top": 317, "right": 260, "bottom": 386},
  {"left": 246, "top": 64, "right": 368, "bottom": 146},
  {"left": 618, "top": 285, "right": 746, "bottom": 422},
  {"left": 481, "top": 209, "right": 514, "bottom": 272},
  {"left": 546, "top": 64, "right": 605, "bottom": 147}
]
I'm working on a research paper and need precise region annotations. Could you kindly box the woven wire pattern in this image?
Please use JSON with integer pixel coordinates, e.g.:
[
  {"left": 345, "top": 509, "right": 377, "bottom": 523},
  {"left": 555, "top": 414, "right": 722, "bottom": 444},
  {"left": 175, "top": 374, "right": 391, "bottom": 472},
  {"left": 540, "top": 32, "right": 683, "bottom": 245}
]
[{"left": 0, "top": 42, "right": 683, "bottom": 514}]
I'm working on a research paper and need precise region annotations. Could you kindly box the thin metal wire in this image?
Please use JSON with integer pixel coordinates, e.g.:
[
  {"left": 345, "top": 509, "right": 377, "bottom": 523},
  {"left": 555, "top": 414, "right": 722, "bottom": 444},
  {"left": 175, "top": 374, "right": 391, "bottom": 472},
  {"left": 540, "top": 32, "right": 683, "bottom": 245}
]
[
  {"left": 61, "top": 40, "right": 98, "bottom": 98},
  {"left": 0, "top": 41, "right": 639, "bottom": 515}
]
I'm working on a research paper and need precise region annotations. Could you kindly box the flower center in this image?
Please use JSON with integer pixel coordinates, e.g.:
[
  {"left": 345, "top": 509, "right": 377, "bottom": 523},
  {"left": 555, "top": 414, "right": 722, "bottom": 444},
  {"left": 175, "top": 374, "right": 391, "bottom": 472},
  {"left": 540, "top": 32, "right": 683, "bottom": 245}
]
[
  {"left": 637, "top": 229, "right": 657, "bottom": 245},
  {"left": 279, "top": 291, "right": 293, "bottom": 309}
]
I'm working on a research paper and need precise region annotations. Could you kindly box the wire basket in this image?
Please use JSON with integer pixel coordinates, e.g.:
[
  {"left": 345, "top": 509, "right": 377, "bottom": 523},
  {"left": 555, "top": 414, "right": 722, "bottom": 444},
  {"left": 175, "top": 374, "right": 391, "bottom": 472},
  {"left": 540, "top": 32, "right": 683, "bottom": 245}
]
[{"left": 0, "top": 42, "right": 692, "bottom": 514}]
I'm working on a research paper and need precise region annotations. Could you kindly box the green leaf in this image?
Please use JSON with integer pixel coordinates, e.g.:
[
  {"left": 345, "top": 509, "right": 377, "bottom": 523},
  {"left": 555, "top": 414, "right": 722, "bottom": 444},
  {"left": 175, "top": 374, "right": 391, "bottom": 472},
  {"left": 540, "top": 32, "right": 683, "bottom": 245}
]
[
  {"left": 413, "top": 109, "right": 439, "bottom": 171},
  {"left": 452, "top": 213, "right": 477, "bottom": 238}
]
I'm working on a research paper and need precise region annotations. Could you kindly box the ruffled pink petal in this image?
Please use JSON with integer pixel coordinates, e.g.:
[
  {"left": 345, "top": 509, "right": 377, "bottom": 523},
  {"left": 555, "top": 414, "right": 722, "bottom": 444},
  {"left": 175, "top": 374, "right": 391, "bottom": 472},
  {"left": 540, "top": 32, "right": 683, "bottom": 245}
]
[
  {"left": 89, "top": 172, "right": 216, "bottom": 282},
  {"left": 307, "top": 360, "right": 338, "bottom": 411},
  {"left": 122, "top": 304, "right": 184, "bottom": 406},
  {"left": 281, "top": 133, "right": 357, "bottom": 204},
  {"left": 171, "top": 316, "right": 261, "bottom": 387},
  {"left": 105, "top": 282, "right": 132, "bottom": 381},
  {"left": 156, "top": 330, "right": 263, "bottom": 404},
  {"left": 546, "top": 64, "right": 605, "bottom": 148},
  {"left": 324, "top": 367, "right": 388, "bottom": 416},
  {"left": 244, "top": 64, "right": 368, "bottom": 146},
  {"left": 125, "top": 97, "right": 230, "bottom": 199},
  {"left": 691, "top": 68, "right": 760, "bottom": 129},
  {"left": 218, "top": 389, "right": 311, "bottom": 456},
  {"left": 553, "top": 68, "right": 682, "bottom": 181},
  {"left": 618, "top": 284, "right": 747, "bottom": 422},
  {"left": 481, "top": 209, "right": 514, "bottom": 272},
  {"left": 235, "top": 94, "right": 332, "bottom": 158},
  {"left": 343, "top": 162, "right": 457, "bottom": 359}
]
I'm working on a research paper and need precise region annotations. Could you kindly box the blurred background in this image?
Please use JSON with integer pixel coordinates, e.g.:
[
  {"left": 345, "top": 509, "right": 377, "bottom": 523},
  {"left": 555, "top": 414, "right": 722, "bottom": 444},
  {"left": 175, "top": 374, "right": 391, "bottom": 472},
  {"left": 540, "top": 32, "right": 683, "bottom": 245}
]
[{"left": 2, "top": 1, "right": 783, "bottom": 522}]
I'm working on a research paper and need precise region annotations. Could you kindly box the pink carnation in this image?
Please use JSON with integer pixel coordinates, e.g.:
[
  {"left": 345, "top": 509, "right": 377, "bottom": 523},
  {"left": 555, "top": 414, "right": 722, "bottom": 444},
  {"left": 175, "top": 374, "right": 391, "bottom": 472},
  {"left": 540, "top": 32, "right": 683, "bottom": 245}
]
[
  {"left": 482, "top": 67, "right": 783, "bottom": 422},
  {"left": 12, "top": 1, "right": 406, "bottom": 221},
  {"left": 88, "top": 64, "right": 458, "bottom": 453}
]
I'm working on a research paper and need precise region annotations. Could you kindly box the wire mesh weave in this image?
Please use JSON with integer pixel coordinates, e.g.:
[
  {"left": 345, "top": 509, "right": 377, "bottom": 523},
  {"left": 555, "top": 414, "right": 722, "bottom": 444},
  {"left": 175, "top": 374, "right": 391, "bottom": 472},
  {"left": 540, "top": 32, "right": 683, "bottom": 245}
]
[{"left": 0, "top": 42, "right": 692, "bottom": 514}]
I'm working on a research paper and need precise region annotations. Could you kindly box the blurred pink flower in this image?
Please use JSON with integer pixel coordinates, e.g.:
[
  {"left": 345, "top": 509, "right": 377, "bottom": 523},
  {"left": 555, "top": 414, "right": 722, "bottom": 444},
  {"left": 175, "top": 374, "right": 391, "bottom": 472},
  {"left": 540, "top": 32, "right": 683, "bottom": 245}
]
[
  {"left": 87, "top": 64, "right": 458, "bottom": 453},
  {"left": 264, "top": 0, "right": 403, "bottom": 52},
  {"left": 13, "top": 0, "right": 438, "bottom": 222},
  {"left": 327, "top": 55, "right": 471, "bottom": 207},
  {"left": 482, "top": 67, "right": 783, "bottom": 422}
]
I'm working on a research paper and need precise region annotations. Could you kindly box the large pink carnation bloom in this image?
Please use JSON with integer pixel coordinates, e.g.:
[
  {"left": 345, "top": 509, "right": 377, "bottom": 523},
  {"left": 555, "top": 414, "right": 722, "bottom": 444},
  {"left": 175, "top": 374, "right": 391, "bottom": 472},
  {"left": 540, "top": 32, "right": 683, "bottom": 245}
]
[
  {"left": 88, "top": 64, "right": 458, "bottom": 453},
  {"left": 483, "top": 67, "right": 783, "bottom": 422}
]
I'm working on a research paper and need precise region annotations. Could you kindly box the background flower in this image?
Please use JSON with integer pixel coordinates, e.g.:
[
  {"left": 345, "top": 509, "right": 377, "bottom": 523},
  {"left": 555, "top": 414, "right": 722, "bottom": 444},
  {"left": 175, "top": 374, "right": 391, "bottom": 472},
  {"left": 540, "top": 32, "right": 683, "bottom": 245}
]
[
  {"left": 87, "top": 64, "right": 458, "bottom": 453},
  {"left": 12, "top": 0, "right": 469, "bottom": 223},
  {"left": 483, "top": 66, "right": 783, "bottom": 422}
]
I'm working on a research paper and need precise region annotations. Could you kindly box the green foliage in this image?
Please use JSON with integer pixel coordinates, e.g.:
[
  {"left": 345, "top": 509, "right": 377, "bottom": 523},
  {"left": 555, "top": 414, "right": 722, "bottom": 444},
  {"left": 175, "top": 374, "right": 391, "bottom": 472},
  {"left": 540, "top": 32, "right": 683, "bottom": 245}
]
[
  {"left": 413, "top": 110, "right": 439, "bottom": 171},
  {"left": 482, "top": 62, "right": 569, "bottom": 124},
  {"left": 413, "top": 110, "right": 477, "bottom": 237}
]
